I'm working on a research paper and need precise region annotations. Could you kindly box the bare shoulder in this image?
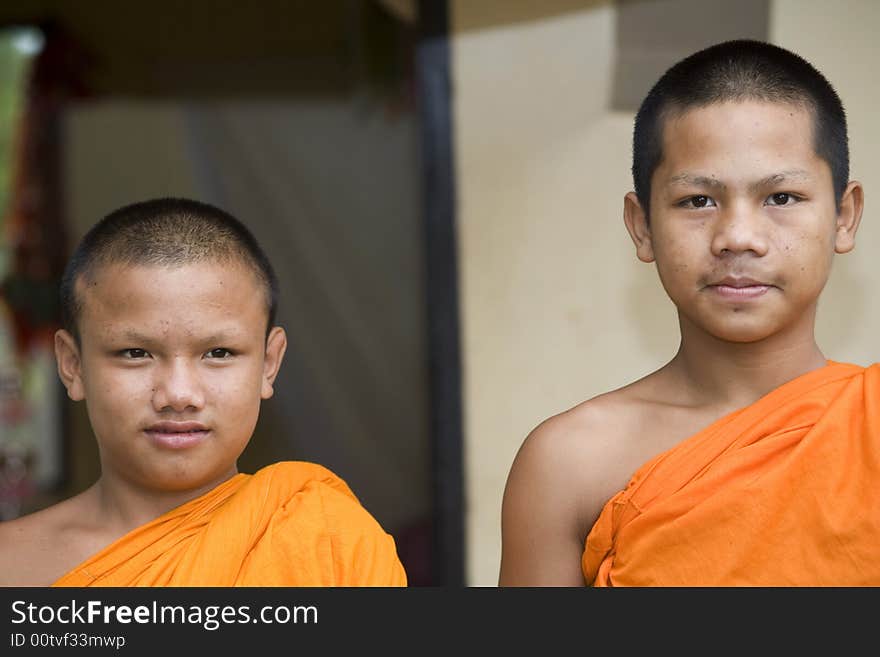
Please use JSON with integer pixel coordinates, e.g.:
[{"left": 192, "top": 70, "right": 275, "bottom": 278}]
[
  {"left": 0, "top": 495, "right": 97, "bottom": 587},
  {"left": 508, "top": 386, "right": 654, "bottom": 522},
  {"left": 0, "top": 506, "right": 61, "bottom": 586}
]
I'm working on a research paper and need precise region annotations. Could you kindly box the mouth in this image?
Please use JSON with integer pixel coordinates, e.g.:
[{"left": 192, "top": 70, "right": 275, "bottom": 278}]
[
  {"left": 705, "top": 277, "right": 774, "bottom": 300},
  {"left": 144, "top": 422, "right": 211, "bottom": 450}
]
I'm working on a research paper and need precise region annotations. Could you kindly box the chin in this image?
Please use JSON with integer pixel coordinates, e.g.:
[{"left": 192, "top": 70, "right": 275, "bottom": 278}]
[
  {"left": 708, "top": 321, "right": 778, "bottom": 344},
  {"left": 132, "top": 462, "right": 231, "bottom": 494}
]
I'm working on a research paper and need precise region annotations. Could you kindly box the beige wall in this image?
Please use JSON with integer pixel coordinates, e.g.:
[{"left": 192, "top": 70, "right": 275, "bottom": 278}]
[{"left": 453, "top": 0, "right": 880, "bottom": 586}]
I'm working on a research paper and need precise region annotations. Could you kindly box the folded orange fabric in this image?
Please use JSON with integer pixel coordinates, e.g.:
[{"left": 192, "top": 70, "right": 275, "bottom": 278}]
[
  {"left": 583, "top": 361, "right": 880, "bottom": 586},
  {"left": 53, "top": 461, "right": 407, "bottom": 586}
]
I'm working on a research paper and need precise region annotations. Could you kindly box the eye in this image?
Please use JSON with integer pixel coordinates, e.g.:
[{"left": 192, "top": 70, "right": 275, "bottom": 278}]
[
  {"left": 121, "top": 348, "right": 150, "bottom": 359},
  {"left": 679, "top": 195, "right": 716, "bottom": 209},
  {"left": 766, "top": 192, "right": 800, "bottom": 206},
  {"left": 205, "top": 348, "right": 233, "bottom": 359}
]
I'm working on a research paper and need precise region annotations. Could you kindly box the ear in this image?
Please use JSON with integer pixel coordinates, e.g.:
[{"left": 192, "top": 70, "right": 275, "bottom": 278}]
[
  {"left": 833, "top": 180, "right": 864, "bottom": 254},
  {"left": 54, "top": 329, "right": 85, "bottom": 401},
  {"left": 261, "top": 326, "right": 288, "bottom": 399},
  {"left": 623, "top": 192, "right": 655, "bottom": 263}
]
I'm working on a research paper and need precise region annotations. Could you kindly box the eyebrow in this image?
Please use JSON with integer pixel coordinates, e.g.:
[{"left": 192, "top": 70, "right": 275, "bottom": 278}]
[
  {"left": 748, "top": 169, "right": 813, "bottom": 191},
  {"left": 200, "top": 333, "right": 243, "bottom": 344},
  {"left": 666, "top": 173, "right": 726, "bottom": 190},
  {"left": 118, "top": 330, "right": 155, "bottom": 343},
  {"left": 114, "top": 330, "right": 242, "bottom": 343},
  {"left": 666, "top": 169, "right": 813, "bottom": 192}
]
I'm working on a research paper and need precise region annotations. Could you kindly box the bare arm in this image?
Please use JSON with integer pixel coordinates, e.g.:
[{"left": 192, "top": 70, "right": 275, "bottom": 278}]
[{"left": 498, "top": 415, "right": 599, "bottom": 586}]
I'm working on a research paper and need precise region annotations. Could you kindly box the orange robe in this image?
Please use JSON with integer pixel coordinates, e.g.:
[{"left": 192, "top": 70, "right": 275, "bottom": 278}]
[
  {"left": 53, "top": 461, "right": 407, "bottom": 586},
  {"left": 583, "top": 361, "right": 880, "bottom": 586}
]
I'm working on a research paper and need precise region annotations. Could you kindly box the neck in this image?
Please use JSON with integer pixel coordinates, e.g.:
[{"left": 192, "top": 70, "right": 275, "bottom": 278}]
[
  {"left": 83, "top": 466, "right": 239, "bottom": 534},
  {"left": 665, "top": 310, "right": 828, "bottom": 409}
]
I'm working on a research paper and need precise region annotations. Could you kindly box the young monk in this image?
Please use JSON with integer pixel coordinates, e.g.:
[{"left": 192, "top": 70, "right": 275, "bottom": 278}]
[
  {"left": 0, "top": 197, "right": 407, "bottom": 586},
  {"left": 499, "top": 39, "right": 879, "bottom": 586}
]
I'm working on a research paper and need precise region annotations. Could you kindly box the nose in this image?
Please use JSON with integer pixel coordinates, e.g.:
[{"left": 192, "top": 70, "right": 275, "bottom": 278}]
[
  {"left": 151, "top": 358, "right": 206, "bottom": 413},
  {"left": 710, "top": 202, "right": 769, "bottom": 258}
]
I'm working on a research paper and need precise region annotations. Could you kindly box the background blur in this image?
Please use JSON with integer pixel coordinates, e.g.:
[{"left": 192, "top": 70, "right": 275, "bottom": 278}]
[{"left": 0, "top": 0, "right": 877, "bottom": 587}]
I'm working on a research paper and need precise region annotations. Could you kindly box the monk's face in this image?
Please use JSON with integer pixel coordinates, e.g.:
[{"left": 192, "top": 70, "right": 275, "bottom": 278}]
[
  {"left": 624, "top": 99, "right": 862, "bottom": 344},
  {"left": 54, "top": 260, "right": 286, "bottom": 493}
]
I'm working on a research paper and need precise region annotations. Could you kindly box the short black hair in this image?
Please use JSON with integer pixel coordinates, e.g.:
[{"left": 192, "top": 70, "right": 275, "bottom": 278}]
[
  {"left": 60, "top": 197, "right": 279, "bottom": 341},
  {"left": 632, "top": 39, "right": 849, "bottom": 218}
]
